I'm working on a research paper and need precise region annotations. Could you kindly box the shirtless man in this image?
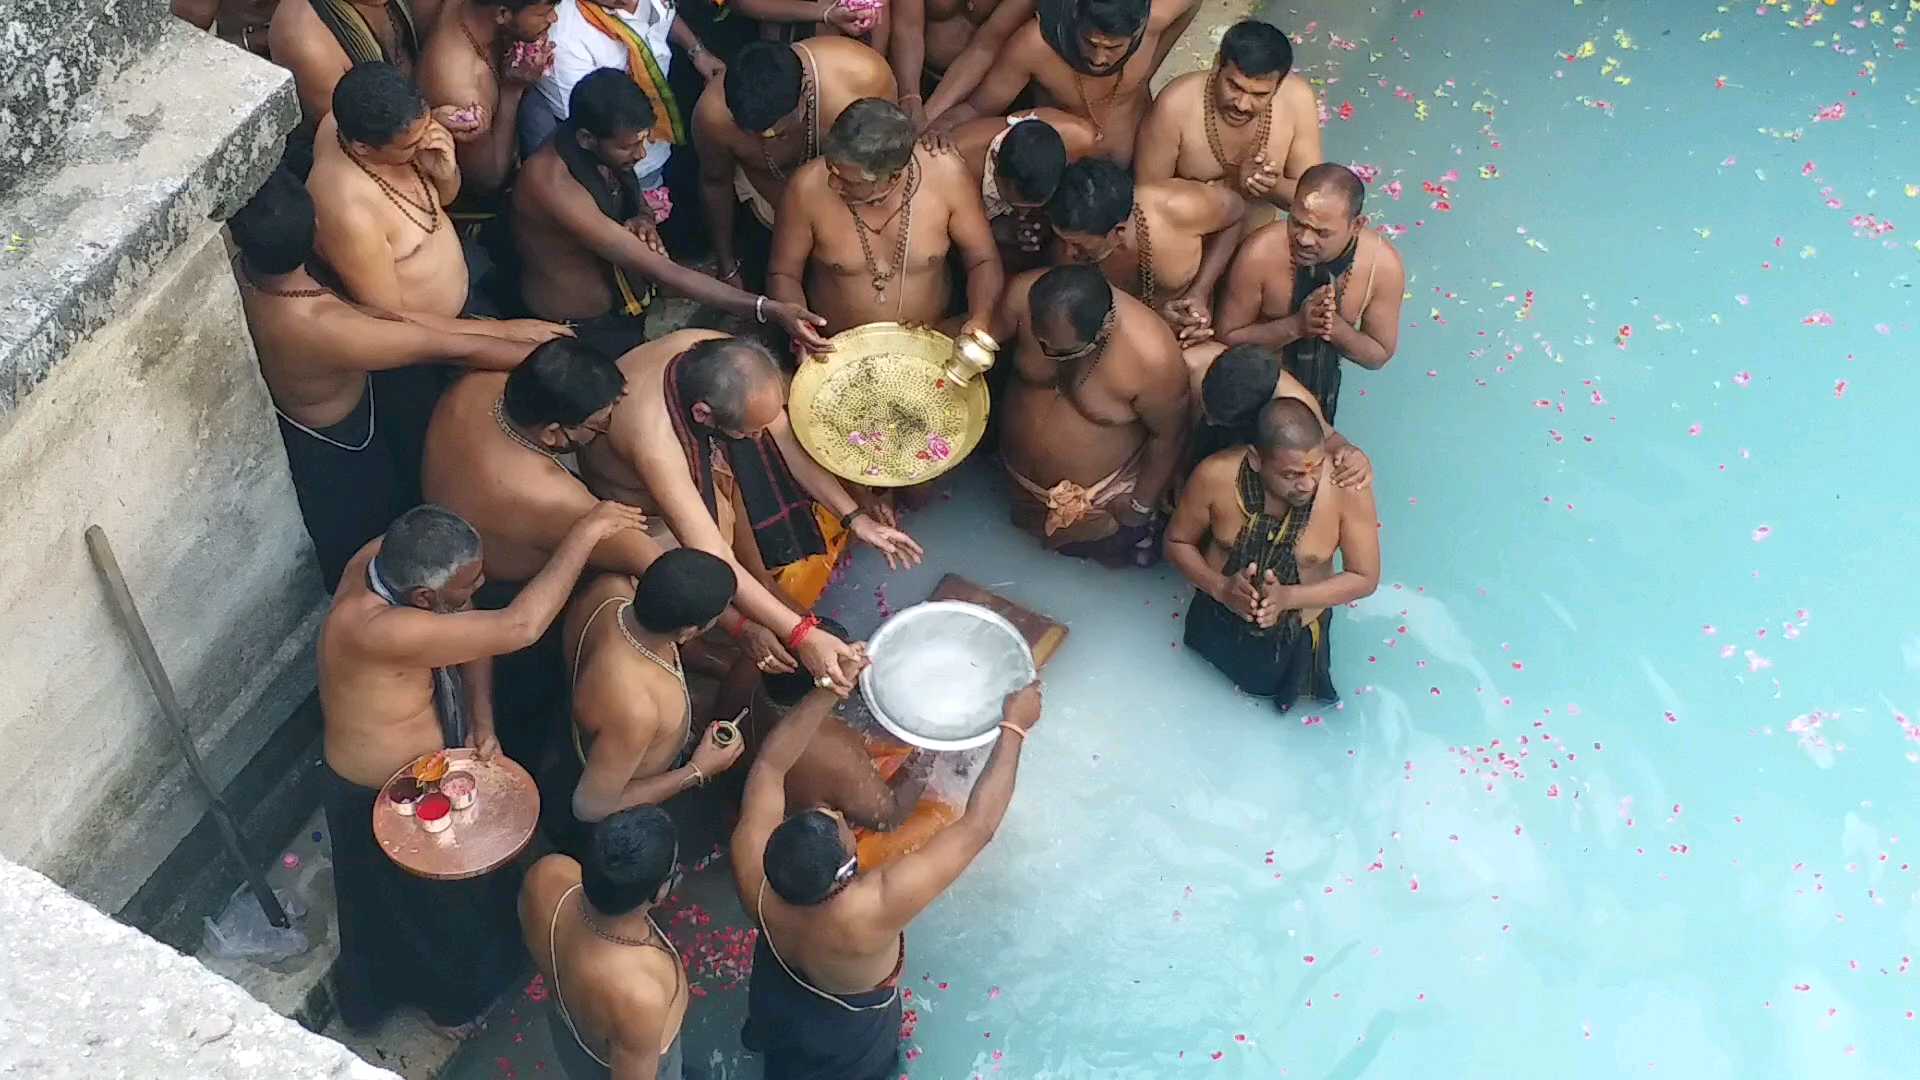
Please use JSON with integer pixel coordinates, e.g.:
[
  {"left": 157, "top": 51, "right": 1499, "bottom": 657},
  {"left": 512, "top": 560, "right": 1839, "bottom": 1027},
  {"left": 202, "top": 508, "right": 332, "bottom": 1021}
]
[
  {"left": 310, "top": 63, "right": 473, "bottom": 318},
  {"left": 580, "top": 331, "right": 919, "bottom": 689},
  {"left": 921, "top": 0, "right": 1166, "bottom": 165},
  {"left": 173, "top": 0, "right": 279, "bottom": 59},
  {"left": 418, "top": 0, "right": 560, "bottom": 197},
  {"left": 521, "top": 807, "right": 693, "bottom": 1078},
  {"left": 1188, "top": 343, "right": 1371, "bottom": 491},
  {"left": 271, "top": 0, "right": 438, "bottom": 127},
  {"left": 921, "top": 0, "right": 1204, "bottom": 135},
  {"left": 946, "top": 111, "right": 1096, "bottom": 271},
  {"left": 319, "top": 500, "right": 642, "bottom": 1030},
  {"left": 1134, "top": 20, "right": 1322, "bottom": 213},
  {"left": 768, "top": 98, "right": 1003, "bottom": 342},
  {"left": 1166, "top": 397, "right": 1379, "bottom": 711},
  {"left": 694, "top": 38, "right": 896, "bottom": 290},
  {"left": 514, "top": 69, "right": 829, "bottom": 357},
  {"left": 734, "top": 678, "right": 1041, "bottom": 1078},
  {"left": 1048, "top": 157, "right": 1246, "bottom": 347},
  {"left": 1214, "top": 163, "right": 1404, "bottom": 423},
  {"left": 230, "top": 167, "right": 564, "bottom": 589},
  {"left": 421, "top": 337, "right": 665, "bottom": 588},
  {"left": 990, "top": 265, "right": 1189, "bottom": 567},
  {"left": 559, "top": 552, "right": 745, "bottom": 853}
]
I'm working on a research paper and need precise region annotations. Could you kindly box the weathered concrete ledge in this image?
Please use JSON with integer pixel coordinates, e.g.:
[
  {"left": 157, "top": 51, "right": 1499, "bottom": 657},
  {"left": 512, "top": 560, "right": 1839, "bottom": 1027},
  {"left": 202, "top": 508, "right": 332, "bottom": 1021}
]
[
  {"left": 0, "top": 0, "right": 179, "bottom": 195},
  {"left": 0, "top": 855, "right": 400, "bottom": 1080},
  {"left": 0, "top": 19, "right": 296, "bottom": 424}
]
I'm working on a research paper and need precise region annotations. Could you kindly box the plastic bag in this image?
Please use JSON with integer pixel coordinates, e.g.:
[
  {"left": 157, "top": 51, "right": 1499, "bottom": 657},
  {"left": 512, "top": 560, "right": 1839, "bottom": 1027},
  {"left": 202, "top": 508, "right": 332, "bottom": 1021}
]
[{"left": 203, "top": 884, "right": 311, "bottom": 963}]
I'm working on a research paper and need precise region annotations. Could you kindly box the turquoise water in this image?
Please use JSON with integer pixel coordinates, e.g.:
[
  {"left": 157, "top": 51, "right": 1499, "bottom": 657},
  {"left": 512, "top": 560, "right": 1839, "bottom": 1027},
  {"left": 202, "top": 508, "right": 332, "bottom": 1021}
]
[{"left": 446, "top": 1, "right": 1919, "bottom": 1076}]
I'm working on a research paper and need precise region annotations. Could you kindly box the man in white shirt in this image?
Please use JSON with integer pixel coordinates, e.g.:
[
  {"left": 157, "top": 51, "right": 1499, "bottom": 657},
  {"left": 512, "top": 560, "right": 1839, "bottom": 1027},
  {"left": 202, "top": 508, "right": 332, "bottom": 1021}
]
[{"left": 520, "top": 0, "right": 723, "bottom": 254}]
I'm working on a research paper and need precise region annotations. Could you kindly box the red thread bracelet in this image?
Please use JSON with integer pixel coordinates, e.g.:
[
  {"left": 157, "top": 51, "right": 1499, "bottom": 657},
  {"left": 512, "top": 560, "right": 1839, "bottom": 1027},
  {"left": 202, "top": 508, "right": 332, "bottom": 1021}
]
[
  {"left": 725, "top": 611, "right": 748, "bottom": 639},
  {"left": 786, "top": 614, "right": 820, "bottom": 651}
]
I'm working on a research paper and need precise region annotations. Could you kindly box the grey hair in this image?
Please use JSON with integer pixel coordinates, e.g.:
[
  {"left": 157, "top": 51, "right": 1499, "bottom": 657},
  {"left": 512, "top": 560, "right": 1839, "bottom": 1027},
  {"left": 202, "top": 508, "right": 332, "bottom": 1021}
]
[
  {"left": 822, "top": 98, "right": 915, "bottom": 175},
  {"left": 378, "top": 505, "right": 482, "bottom": 592}
]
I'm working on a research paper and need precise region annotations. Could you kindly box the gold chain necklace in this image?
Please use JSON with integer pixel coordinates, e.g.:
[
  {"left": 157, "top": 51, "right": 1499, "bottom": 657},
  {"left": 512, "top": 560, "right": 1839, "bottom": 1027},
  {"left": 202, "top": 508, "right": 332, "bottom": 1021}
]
[
  {"left": 459, "top": 19, "right": 499, "bottom": 74},
  {"left": 339, "top": 132, "right": 440, "bottom": 234},
  {"left": 1129, "top": 203, "right": 1155, "bottom": 307},
  {"left": 760, "top": 77, "right": 818, "bottom": 181},
  {"left": 1074, "top": 70, "right": 1124, "bottom": 142},
  {"left": 492, "top": 397, "right": 566, "bottom": 464},
  {"left": 1202, "top": 70, "right": 1274, "bottom": 174},
  {"left": 842, "top": 156, "right": 921, "bottom": 299},
  {"left": 616, "top": 601, "right": 693, "bottom": 733}
]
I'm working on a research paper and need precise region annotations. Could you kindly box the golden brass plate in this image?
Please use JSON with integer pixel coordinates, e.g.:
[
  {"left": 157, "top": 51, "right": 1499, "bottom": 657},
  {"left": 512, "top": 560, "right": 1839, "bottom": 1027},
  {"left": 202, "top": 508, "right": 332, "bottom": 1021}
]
[{"left": 787, "top": 322, "right": 990, "bottom": 488}]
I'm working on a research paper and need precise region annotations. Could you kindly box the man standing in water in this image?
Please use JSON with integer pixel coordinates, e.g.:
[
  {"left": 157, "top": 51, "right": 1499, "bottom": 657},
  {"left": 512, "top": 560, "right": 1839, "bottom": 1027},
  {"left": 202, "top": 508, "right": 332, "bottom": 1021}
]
[
  {"left": 768, "top": 98, "right": 1004, "bottom": 342},
  {"left": 1213, "top": 163, "right": 1405, "bottom": 422},
  {"left": 694, "top": 39, "right": 897, "bottom": 290},
  {"left": 1133, "top": 20, "right": 1322, "bottom": 213},
  {"left": 230, "top": 168, "right": 565, "bottom": 590},
  {"left": 734, "top": 678, "right": 1042, "bottom": 1078},
  {"left": 521, "top": 806, "right": 693, "bottom": 1077},
  {"left": 319, "top": 500, "right": 644, "bottom": 1032},
  {"left": 991, "top": 265, "right": 1189, "bottom": 567},
  {"left": 513, "top": 70, "right": 830, "bottom": 357},
  {"left": 922, "top": 0, "right": 1157, "bottom": 165},
  {"left": 1165, "top": 397, "right": 1380, "bottom": 711},
  {"left": 1047, "top": 157, "right": 1245, "bottom": 347}
]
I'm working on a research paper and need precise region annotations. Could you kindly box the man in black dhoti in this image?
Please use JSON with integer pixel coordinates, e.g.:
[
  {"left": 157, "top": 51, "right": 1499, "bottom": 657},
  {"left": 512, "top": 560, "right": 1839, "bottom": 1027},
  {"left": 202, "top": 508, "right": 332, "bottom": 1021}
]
[
  {"left": 1165, "top": 397, "right": 1381, "bottom": 712},
  {"left": 316, "top": 499, "right": 646, "bottom": 1031},
  {"left": 231, "top": 168, "right": 569, "bottom": 590},
  {"left": 1213, "top": 163, "right": 1405, "bottom": 424}
]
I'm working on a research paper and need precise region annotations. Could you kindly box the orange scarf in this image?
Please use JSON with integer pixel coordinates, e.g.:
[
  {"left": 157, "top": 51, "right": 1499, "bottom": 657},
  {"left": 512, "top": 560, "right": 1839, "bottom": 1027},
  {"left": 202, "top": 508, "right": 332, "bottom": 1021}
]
[{"left": 576, "top": 1, "right": 687, "bottom": 145}]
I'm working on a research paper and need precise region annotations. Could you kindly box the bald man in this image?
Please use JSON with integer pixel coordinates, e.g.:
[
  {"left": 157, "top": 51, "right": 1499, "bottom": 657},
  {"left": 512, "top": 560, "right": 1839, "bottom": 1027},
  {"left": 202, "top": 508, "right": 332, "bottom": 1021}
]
[
  {"left": 1165, "top": 397, "right": 1379, "bottom": 711},
  {"left": 1214, "top": 163, "right": 1405, "bottom": 423}
]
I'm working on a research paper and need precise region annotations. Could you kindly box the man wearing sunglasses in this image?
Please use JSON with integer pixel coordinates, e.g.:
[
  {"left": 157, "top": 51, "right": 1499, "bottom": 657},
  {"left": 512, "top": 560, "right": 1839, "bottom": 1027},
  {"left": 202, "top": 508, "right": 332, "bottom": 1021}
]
[
  {"left": 733, "top": 675, "right": 1043, "bottom": 1079},
  {"left": 522, "top": 805, "right": 694, "bottom": 1078},
  {"left": 990, "top": 263, "right": 1191, "bottom": 568}
]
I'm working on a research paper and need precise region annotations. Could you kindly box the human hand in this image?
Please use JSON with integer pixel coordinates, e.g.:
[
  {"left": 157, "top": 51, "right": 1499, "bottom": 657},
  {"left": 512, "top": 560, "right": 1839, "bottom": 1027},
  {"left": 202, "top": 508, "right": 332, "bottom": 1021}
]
[
  {"left": 414, "top": 120, "right": 462, "bottom": 183},
  {"left": 691, "top": 722, "right": 748, "bottom": 775},
  {"left": 901, "top": 95, "right": 928, "bottom": 133},
  {"left": 741, "top": 621, "right": 799, "bottom": 675},
  {"left": 625, "top": 216, "right": 668, "bottom": 257},
  {"left": 691, "top": 47, "right": 725, "bottom": 82},
  {"left": 575, "top": 500, "right": 648, "bottom": 541},
  {"left": 1255, "top": 570, "right": 1295, "bottom": 629},
  {"left": 1001, "top": 680, "right": 1043, "bottom": 734},
  {"left": 1161, "top": 297, "right": 1213, "bottom": 345},
  {"left": 1214, "top": 564, "right": 1262, "bottom": 622},
  {"left": 431, "top": 104, "right": 487, "bottom": 144},
  {"left": 1332, "top": 444, "right": 1372, "bottom": 489},
  {"left": 850, "top": 515, "right": 925, "bottom": 569},
  {"left": 822, "top": 0, "right": 865, "bottom": 35},
  {"left": 489, "top": 318, "right": 574, "bottom": 343},
  {"left": 797, "top": 633, "right": 868, "bottom": 697},
  {"left": 504, "top": 39, "right": 555, "bottom": 85},
  {"left": 468, "top": 730, "right": 500, "bottom": 762},
  {"left": 716, "top": 261, "right": 744, "bottom": 286},
  {"left": 855, "top": 488, "right": 899, "bottom": 528},
  {"left": 1241, "top": 153, "right": 1280, "bottom": 200},
  {"left": 918, "top": 128, "right": 957, "bottom": 156},
  {"left": 1302, "top": 285, "right": 1337, "bottom": 340},
  {"left": 771, "top": 300, "right": 832, "bottom": 353}
]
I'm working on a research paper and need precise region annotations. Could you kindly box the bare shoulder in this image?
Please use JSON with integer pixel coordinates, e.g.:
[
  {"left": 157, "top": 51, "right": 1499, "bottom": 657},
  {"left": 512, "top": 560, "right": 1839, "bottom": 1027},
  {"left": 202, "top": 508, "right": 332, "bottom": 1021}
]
[
  {"left": 1004, "top": 21, "right": 1049, "bottom": 67},
  {"left": 1278, "top": 73, "right": 1320, "bottom": 117},
  {"left": 526, "top": 852, "right": 583, "bottom": 895},
  {"left": 921, "top": 144, "right": 974, "bottom": 188},
  {"left": 1237, "top": 220, "right": 1292, "bottom": 262},
  {"left": 1151, "top": 0, "right": 1205, "bottom": 30},
  {"left": 270, "top": 0, "right": 329, "bottom": 60},
  {"left": 811, "top": 36, "right": 892, "bottom": 84},
  {"left": 692, "top": 79, "right": 732, "bottom": 132},
  {"left": 1005, "top": 268, "right": 1044, "bottom": 307},
  {"left": 1188, "top": 446, "right": 1245, "bottom": 497},
  {"left": 1365, "top": 228, "right": 1406, "bottom": 274},
  {"left": 1154, "top": 70, "right": 1206, "bottom": 110}
]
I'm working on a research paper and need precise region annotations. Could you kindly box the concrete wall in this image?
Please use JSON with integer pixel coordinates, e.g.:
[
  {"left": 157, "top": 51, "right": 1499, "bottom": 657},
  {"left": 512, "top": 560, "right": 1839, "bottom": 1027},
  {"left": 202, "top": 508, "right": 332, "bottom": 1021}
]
[
  {"left": 0, "top": 854, "right": 399, "bottom": 1079},
  {"left": 0, "top": 16, "right": 325, "bottom": 911}
]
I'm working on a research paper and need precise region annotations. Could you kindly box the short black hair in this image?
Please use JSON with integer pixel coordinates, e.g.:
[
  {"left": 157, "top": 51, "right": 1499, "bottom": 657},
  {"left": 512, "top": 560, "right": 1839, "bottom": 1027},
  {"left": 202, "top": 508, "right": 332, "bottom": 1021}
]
[
  {"left": 1081, "top": 0, "right": 1149, "bottom": 39},
  {"left": 632, "top": 549, "right": 737, "bottom": 634},
  {"left": 503, "top": 338, "right": 625, "bottom": 427},
  {"left": 582, "top": 806, "right": 677, "bottom": 915},
  {"left": 763, "top": 616, "right": 850, "bottom": 706},
  {"left": 490, "top": 0, "right": 558, "bottom": 10},
  {"left": 570, "top": 67, "right": 655, "bottom": 139},
  {"left": 725, "top": 43, "right": 804, "bottom": 133},
  {"left": 676, "top": 336, "right": 781, "bottom": 430},
  {"left": 1297, "top": 162, "right": 1365, "bottom": 217},
  {"left": 995, "top": 120, "right": 1069, "bottom": 205},
  {"left": 1218, "top": 20, "right": 1293, "bottom": 79},
  {"left": 230, "top": 168, "right": 314, "bottom": 275},
  {"left": 764, "top": 810, "right": 850, "bottom": 905},
  {"left": 1201, "top": 345, "right": 1282, "bottom": 434},
  {"left": 1256, "top": 396, "right": 1325, "bottom": 453},
  {"left": 822, "top": 98, "right": 914, "bottom": 175},
  {"left": 1029, "top": 264, "right": 1112, "bottom": 343},
  {"left": 1047, "top": 157, "right": 1133, "bottom": 236},
  {"left": 333, "top": 62, "right": 427, "bottom": 147}
]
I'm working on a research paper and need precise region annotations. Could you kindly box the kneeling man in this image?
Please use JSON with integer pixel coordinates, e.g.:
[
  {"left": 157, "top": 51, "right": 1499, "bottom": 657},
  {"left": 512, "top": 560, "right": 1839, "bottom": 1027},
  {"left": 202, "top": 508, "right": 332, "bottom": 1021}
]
[{"left": 1165, "top": 397, "right": 1379, "bottom": 711}]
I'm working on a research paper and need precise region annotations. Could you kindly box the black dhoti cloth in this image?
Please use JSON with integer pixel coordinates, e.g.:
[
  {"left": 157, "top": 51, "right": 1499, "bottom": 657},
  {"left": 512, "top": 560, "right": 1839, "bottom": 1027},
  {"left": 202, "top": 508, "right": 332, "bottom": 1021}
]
[
  {"left": 276, "top": 381, "right": 405, "bottom": 592},
  {"left": 322, "top": 767, "right": 526, "bottom": 1029},
  {"left": 742, "top": 934, "right": 902, "bottom": 1080},
  {"left": 473, "top": 579, "right": 567, "bottom": 768}
]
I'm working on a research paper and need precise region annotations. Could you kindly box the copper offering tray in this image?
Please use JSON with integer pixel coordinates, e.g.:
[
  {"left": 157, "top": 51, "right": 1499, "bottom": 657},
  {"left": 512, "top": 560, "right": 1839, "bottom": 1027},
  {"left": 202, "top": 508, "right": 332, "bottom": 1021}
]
[{"left": 371, "top": 748, "right": 539, "bottom": 880}]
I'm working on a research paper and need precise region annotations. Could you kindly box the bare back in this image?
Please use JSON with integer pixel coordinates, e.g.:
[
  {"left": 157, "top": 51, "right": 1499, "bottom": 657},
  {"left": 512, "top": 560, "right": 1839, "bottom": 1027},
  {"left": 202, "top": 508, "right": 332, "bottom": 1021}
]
[
  {"left": 318, "top": 542, "right": 445, "bottom": 788},
  {"left": 561, "top": 575, "right": 688, "bottom": 780},
  {"left": 522, "top": 857, "right": 686, "bottom": 1063},
  {"left": 241, "top": 286, "right": 370, "bottom": 428},
  {"left": 310, "top": 115, "right": 470, "bottom": 316}
]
